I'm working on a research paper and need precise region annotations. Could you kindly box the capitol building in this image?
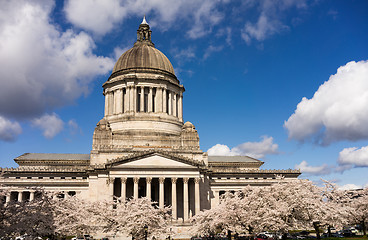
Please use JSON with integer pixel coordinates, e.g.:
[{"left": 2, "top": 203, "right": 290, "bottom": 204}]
[{"left": 0, "top": 18, "right": 300, "bottom": 224}]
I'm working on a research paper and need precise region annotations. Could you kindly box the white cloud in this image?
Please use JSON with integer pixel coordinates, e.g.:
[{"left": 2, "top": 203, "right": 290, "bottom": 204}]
[
  {"left": 32, "top": 113, "right": 64, "bottom": 139},
  {"left": 207, "top": 136, "right": 279, "bottom": 159},
  {"left": 338, "top": 146, "right": 368, "bottom": 171},
  {"left": 295, "top": 160, "right": 331, "bottom": 176},
  {"left": 338, "top": 183, "right": 362, "bottom": 191},
  {"left": 64, "top": 0, "right": 225, "bottom": 39},
  {"left": 0, "top": 1, "right": 114, "bottom": 120},
  {"left": 241, "top": 0, "right": 307, "bottom": 44},
  {"left": 208, "top": 144, "right": 235, "bottom": 156},
  {"left": 171, "top": 47, "right": 196, "bottom": 62},
  {"left": 284, "top": 60, "right": 368, "bottom": 145},
  {"left": 64, "top": 0, "right": 127, "bottom": 36},
  {"left": 67, "top": 119, "right": 81, "bottom": 135},
  {"left": 203, "top": 45, "right": 223, "bottom": 60},
  {"left": 0, "top": 116, "right": 22, "bottom": 142}
]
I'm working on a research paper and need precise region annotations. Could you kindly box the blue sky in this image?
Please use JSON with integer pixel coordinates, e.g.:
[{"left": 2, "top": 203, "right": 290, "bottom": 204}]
[{"left": 0, "top": 0, "right": 367, "bottom": 189}]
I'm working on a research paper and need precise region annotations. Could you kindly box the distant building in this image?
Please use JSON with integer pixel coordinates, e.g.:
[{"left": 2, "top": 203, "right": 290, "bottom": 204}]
[{"left": 0, "top": 18, "right": 300, "bottom": 224}]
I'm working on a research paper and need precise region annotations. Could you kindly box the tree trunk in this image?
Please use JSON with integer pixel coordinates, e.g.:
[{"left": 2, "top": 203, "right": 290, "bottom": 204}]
[
  {"left": 313, "top": 222, "right": 321, "bottom": 240},
  {"left": 228, "top": 230, "right": 232, "bottom": 240},
  {"left": 362, "top": 221, "right": 366, "bottom": 237},
  {"left": 327, "top": 226, "right": 331, "bottom": 237}
]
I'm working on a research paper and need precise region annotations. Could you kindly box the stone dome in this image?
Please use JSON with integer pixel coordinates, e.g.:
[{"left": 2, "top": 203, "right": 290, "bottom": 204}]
[
  {"left": 111, "top": 18, "right": 175, "bottom": 78},
  {"left": 112, "top": 43, "right": 175, "bottom": 76}
]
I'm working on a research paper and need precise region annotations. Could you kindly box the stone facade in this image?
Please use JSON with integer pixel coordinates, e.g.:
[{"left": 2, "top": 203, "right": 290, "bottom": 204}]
[{"left": 0, "top": 18, "right": 300, "bottom": 226}]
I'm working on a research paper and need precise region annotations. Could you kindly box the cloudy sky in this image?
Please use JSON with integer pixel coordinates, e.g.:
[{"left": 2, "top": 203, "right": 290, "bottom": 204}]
[{"left": 0, "top": 0, "right": 367, "bottom": 189}]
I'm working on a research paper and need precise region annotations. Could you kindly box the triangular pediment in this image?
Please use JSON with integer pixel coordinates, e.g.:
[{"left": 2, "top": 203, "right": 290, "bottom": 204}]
[{"left": 106, "top": 151, "right": 203, "bottom": 169}]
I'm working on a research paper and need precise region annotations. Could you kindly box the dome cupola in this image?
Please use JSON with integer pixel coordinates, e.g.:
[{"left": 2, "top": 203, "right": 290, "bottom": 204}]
[{"left": 110, "top": 16, "right": 176, "bottom": 79}]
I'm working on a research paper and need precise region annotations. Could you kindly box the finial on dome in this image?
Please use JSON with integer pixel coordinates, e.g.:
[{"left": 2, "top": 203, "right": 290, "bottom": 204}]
[
  {"left": 141, "top": 15, "right": 148, "bottom": 25},
  {"left": 136, "top": 16, "right": 154, "bottom": 47}
]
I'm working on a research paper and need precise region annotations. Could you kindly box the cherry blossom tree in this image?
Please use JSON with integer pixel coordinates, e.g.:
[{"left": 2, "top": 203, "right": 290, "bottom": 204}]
[
  {"left": 0, "top": 189, "right": 55, "bottom": 238},
  {"left": 95, "top": 197, "right": 171, "bottom": 239},
  {"left": 343, "top": 188, "right": 368, "bottom": 236},
  {"left": 52, "top": 195, "right": 97, "bottom": 236},
  {"left": 192, "top": 180, "right": 348, "bottom": 239}
]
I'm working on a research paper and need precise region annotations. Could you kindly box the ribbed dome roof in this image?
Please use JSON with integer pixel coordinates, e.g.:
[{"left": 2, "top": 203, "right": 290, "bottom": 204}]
[{"left": 112, "top": 43, "right": 175, "bottom": 76}]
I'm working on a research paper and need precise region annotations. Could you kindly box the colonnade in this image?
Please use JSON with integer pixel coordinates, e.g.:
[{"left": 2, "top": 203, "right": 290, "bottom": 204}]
[
  {"left": 3, "top": 190, "right": 36, "bottom": 203},
  {"left": 105, "top": 85, "right": 183, "bottom": 119},
  {"left": 109, "top": 176, "right": 200, "bottom": 221},
  {"left": 3, "top": 190, "right": 76, "bottom": 203}
]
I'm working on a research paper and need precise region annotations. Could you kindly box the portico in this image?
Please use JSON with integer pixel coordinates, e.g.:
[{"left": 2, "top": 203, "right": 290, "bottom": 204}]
[{"left": 108, "top": 176, "right": 201, "bottom": 221}]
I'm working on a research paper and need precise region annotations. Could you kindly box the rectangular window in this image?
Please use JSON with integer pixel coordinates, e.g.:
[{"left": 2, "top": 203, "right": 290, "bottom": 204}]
[
  {"left": 166, "top": 91, "right": 169, "bottom": 114},
  {"left": 152, "top": 88, "right": 156, "bottom": 112},
  {"left": 137, "top": 87, "right": 141, "bottom": 112}
]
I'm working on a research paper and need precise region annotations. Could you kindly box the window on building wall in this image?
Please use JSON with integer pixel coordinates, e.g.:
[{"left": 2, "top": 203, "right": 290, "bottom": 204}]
[
  {"left": 38, "top": 176, "right": 43, "bottom": 179},
  {"left": 27, "top": 177, "right": 32, "bottom": 179},
  {"left": 144, "top": 88, "right": 148, "bottom": 112},
  {"left": 166, "top": 90, "right": 169, "bottom": 114},
  {"left": 68, "top": 191, "right": 76, "bottom": 196},
  {"left": 137, "top": 87, "right": 141, "bottom": 112},
  {"left": 175, "top": 94, "right": 178, "bottom": 117},
  {"left": 152, "top": 88, "right": 156, "bottom": 112},
  {"left": 122, "top": 88, "right": 126, "bottom": 113}
]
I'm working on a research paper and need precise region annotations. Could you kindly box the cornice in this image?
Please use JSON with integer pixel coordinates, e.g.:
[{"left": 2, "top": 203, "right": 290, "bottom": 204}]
[{"left": 90, "top": 150, "right": 206, "bottom": 170}]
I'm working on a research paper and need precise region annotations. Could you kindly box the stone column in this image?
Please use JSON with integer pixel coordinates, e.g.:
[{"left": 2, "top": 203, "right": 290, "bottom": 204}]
[
  {"left": 104, "top": 91, "right": 109, "bottom": 116},
  {"left": 146, "top": 177, "right": 152, "bottom": 200},
  {"left": 129, "top": 86, "right": 135, "bottom": 112},
  {"left": 171, "top": 177, "right": 177, "bottom": 220},
  {"left": 121, "top": 177, "right": 127, "bottom": 201},
  {"left": 29, "top": 191, "right": 35, "bottom": 201},
  {"left": 157, "top": 87, "right": 163, "bottom": 112},
  {"left": 178, "top": 93, "right": 183, "bottom": 120},
  {"left": 168, "top": 91, "right": 172, "bottom": 115},
  {"left": 116, "top": 89, "right": 123, "bottom": 114},
  {"left": 159, "top": 177, "right": 165, "bottom": 208},
  {"left": 173, "top": 93, "right": 177, "bottom": 117},
  {"left": 183, "top": 178, "right": 189, "bottom": 222},
  {"left": 124, "top": 88, "right": 129, "bottom": 113},
  {"left": 133, "top": 177, "right": 140, "bottom": 199},
  {"left": 140, "top": 87, "right": 144, "bottom": 112},
  {"left": 148, "top": 87, "right": 153, "bottom": 112},
  {"left": 109, "top": 177, "right": 115, "bottom": 200},
  {"left": 133, "top": 86, "right": 137, "bottom": 113},
  {"left": 18, "top": 191, "right": 23, "bottom": 202},
  {"left": 163, "top": 88, "right": 167, "bottom": 113},
  {"left": 109, "top": 91, "right": 114, "bottom": 115},
  {"left": 5, "top": 192, "right": 10, "bottom": 203},
  {"left": 195, "top": 178, "right": 201, "bottom": 215}
]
